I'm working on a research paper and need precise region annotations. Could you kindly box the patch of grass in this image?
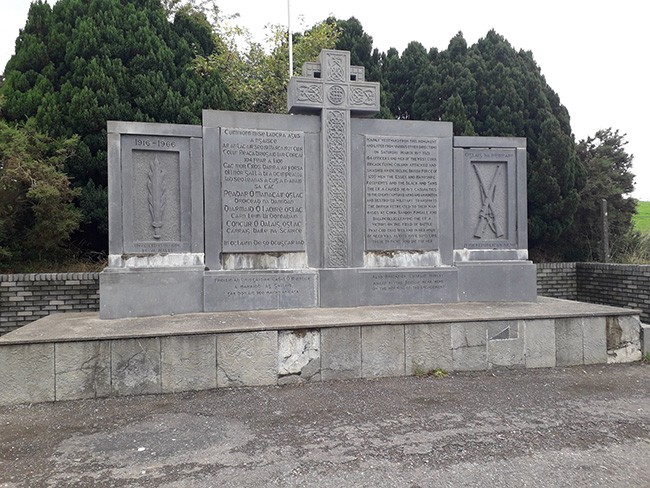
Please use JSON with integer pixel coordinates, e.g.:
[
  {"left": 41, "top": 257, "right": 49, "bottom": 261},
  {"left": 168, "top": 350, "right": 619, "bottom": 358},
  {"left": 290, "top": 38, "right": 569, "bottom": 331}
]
[
  {"left": 633, "top": 201, "right": 650, "bottom": 233},
  {"left": 642, "top": 352, "right": 650, "bottom": 364},
  {"left": 413, "top": 363, "right": 449, "bottom": 379}
]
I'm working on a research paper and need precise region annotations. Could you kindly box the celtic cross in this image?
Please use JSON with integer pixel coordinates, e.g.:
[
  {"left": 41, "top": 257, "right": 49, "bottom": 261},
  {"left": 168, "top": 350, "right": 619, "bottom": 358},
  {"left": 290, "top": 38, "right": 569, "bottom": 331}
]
[{"left": 287, "top": 50, "right": 380, "bottom": 267}]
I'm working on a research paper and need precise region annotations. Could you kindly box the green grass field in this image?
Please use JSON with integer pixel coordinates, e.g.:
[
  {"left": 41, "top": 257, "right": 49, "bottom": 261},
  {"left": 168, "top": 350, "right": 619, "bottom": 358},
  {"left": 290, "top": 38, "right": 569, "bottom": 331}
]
[{"left": 634, "top": 201, "right": 650, "bottom": 233}]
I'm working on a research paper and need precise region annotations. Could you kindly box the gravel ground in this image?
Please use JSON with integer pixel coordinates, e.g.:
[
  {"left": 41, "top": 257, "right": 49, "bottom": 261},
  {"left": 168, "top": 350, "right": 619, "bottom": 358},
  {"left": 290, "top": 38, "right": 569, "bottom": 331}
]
[{"left": 1, "top": 363, "right": 649, "bottom": 487}]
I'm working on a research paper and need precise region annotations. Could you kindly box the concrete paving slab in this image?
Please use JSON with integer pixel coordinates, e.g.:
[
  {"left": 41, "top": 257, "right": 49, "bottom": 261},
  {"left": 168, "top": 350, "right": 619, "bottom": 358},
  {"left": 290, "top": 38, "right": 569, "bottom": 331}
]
[
  {"left": 0, "top": 297, "right": 639, "bottom": 345},
  {"left": 1, "top": 364, "right": 647, "bottom": 487}
]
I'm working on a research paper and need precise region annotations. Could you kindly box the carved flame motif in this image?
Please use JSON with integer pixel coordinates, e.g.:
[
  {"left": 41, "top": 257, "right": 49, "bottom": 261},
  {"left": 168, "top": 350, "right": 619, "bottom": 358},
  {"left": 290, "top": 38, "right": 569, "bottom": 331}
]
[{"left": 147, "top": 156, "right": 166, "bottom": 239}]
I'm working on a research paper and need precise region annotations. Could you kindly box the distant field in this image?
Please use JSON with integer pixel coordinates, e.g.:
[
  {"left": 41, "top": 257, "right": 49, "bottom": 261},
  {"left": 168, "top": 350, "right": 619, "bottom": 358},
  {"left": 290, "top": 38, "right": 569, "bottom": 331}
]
[{"left": 634, "top": 201, "right": 650, "bottom": 233}]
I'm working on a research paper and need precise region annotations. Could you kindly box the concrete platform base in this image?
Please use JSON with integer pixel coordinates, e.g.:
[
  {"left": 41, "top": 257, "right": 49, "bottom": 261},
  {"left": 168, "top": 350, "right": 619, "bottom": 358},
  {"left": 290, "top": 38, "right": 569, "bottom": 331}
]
[{"left": 0, "top": 298, "right": 642, "bottom": 406}]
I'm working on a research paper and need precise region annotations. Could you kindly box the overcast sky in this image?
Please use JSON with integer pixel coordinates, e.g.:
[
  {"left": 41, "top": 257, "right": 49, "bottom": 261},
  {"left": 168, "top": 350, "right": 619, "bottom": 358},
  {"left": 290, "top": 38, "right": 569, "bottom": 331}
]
[{"left": 2, "top": 0, "right": 648, "bottom": 200}]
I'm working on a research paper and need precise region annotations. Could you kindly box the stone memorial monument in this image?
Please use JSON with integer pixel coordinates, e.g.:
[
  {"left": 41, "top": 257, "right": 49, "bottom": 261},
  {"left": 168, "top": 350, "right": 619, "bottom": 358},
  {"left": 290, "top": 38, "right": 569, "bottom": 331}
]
[
  {"left": 1, "top": 50, "right": 641, "bottom": 407},
  {"left": 100, "top": 49, "right": 536, "bottom": 318}
]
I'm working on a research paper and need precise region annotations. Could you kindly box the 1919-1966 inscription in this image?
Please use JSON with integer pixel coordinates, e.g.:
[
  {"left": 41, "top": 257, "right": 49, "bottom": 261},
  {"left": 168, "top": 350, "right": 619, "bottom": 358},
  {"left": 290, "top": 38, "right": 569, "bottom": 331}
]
[{"left": 221, "top": 128, "right": 306, "bottom": 252}]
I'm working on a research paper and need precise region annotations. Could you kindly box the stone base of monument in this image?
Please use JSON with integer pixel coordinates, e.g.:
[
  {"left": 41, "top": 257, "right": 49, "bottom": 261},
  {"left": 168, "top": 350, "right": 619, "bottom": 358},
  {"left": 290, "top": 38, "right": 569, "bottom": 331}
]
[
  {"left": 0, "top": 298, "right": 642, "bottom": 406},
  {"left": 100, "top": 262, "right": 538, "bottom": 316}
]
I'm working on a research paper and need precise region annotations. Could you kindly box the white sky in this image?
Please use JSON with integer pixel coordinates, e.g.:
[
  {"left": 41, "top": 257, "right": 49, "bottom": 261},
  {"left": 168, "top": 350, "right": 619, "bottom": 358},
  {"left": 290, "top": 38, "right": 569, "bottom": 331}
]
[{"left": 1, "top": 0, "right": 648, "bottom": 200}]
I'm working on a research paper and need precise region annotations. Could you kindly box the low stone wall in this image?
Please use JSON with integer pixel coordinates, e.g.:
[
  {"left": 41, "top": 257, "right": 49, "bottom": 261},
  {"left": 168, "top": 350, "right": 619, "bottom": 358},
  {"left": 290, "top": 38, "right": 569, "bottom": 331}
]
[
  {"left": 536, "top": 262, "right": 577, "bottom": 300},
  {"left": 577, "top": 263, "right": 650, "bottom": 324},
  {"left": 0, "top": 273, "right": 100, "bottom": 335}
]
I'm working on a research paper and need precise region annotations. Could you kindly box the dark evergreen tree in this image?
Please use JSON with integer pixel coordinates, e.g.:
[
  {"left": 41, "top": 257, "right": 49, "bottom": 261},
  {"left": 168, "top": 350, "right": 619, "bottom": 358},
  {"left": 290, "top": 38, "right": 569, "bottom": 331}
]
[
  {"left": 1, "top": 0, "right": 231, "bottom": 252},
  {"left": 329, "top": 16, "right": 392, "bottom": 118},
  {"left": 567, "top": 129, "right": 636, "bottom": 260},
  {"left": 388, "top": 30, "right": 584, "bottom": 258},
  {"left": 0, "top": 118, "right": 81, "bottom": 268}
]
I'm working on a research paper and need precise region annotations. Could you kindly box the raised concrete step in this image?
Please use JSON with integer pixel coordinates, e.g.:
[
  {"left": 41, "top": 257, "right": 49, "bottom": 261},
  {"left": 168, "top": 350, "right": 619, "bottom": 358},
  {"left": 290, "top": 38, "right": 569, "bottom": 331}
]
[{"left": 0, "top": 298, "right": 642, "bottom": 406}]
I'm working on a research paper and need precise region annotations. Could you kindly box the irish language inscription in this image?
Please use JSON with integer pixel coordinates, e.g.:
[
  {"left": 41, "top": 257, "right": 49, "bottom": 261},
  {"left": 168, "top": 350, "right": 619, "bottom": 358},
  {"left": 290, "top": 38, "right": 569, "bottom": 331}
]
[
  {"left": 221, "top": 128, "right": 306, "bottom": 252},
  {"left": 365, "top": 135, "right": 438, "bottom": 250}
]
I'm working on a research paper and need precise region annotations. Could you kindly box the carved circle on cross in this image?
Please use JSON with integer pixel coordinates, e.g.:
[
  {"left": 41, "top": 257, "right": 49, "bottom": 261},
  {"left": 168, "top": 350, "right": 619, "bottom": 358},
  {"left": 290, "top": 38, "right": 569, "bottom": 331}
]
[{"left": 327, "top": 85, "right": 345, "bottom": 105}]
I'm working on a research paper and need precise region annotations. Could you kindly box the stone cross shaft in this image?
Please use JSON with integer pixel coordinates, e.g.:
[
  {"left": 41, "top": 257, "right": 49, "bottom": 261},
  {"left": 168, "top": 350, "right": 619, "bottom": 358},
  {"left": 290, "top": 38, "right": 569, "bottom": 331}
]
[{"left": 287, "top": 49, "right": 380, "bottom": 267}]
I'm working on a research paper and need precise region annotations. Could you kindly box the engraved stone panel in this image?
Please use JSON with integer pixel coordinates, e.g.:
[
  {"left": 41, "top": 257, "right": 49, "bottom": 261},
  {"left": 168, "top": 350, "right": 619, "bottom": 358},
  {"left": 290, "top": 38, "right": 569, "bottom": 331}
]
[
  {"left": 204, "top": 271, "right": 317, "bottom": 312},
  {"left": 220, "top": 128, "right": 306, "bottom": 252},
  {"left": 365, "top": 135, "right": 438, "bottom": 250},
  {"left": 133, "top": 150, "right": 181, "bottom": 243},
  {"left": 120, "top": 132, "right": 195, "bottom": 255},
  {"left": 462, "top": 148, "right": 516, "bottom": 249}
]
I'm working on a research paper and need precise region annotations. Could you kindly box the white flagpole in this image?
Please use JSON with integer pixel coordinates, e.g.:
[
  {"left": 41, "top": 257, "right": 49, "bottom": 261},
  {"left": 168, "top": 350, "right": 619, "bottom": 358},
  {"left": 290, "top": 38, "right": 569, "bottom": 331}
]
[{"left": 288, "top": 0, "right": 293, "bottom": 78}]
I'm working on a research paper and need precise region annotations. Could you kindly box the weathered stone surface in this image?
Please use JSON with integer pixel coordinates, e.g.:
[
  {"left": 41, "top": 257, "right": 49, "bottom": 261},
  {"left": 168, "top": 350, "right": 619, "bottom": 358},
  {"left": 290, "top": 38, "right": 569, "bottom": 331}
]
[
  {"left": 361, "top": 325, "right": 405, "bottom": 378},
  {"left": 111, "top": 338, "right": 161, "bottom": 396},
  {"left": 161, "top": 335, "right": 217, "bottom": 393},
  {"left": 217, "top": 331, "right": 277, "bottom": 387},
  {"left": 582, "top": 317, "right": 607, "bottom": 365},
  {"left": 55, "top": 341, "right": 111, "bottom": 401},
  {"left": 487, "top": 322, "right": 525, "bottom": 369},
  {"left": 0, "top": 343, "right": 54, "bottom": 405},
  {"left": 643, "top": 323, "right": 650, "bottom": 355},
  {"left": 452, "top": 346, "right": 487, "bottom": 371},
  {"left": 555, "top": 318, "right": 584, "bottom": 367},
  {"left": 451, "top": 322, "right": 486, "bottom": 349},
  {"left": 606, "top": 315, "right": 642, "bottom": 363},
  {"left": 100, "top": 268, "right": 204, "bottom": 319},
  {"left": 524, "top": 319, "right": 556, "bottom": 368},
  {"left": 456, "top": 262, "right": 537, "bottom": 302},
  {"left": 320, "top": 326, "right": 361, "bottom": 380},
  {"left": 451, "top": 322, "right": 487, "bottom": 371},
  {"left": 278, "top": 330, "right": 320, "bottom": 376},
  {"left": 404, "top": 323, "right": 452, "bottom": 374}
]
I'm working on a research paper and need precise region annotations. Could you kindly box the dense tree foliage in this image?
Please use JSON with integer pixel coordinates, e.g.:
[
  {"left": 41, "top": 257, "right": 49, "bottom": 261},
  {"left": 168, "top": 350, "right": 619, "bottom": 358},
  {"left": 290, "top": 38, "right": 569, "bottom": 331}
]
[
  {"left": 194, "top": 15, "right": 338, "bottom": 113},
  {"left": 1, "top": 0, "right": 231, "bottom": 252},
  {"left": 0, "top": 117, "right": 81, "bottom": 267},
  {"left": 2, "top": 5, "right": 636, "bottom": 264},
  {"left": 330, "top": 23, "right": 586, "bottom": 259},
  {"left": 566, "top": 129, "right": 636, "bottom": 260}
]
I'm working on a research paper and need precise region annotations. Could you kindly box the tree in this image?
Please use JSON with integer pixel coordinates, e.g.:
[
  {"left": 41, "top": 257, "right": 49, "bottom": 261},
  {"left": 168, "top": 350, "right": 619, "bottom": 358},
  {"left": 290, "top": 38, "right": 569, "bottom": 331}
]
[
  {"left": 379, "top": 29, "right": 584, "bottom": 258},
  {"left": 1, "top": 0, "right": 232, "bottom": 253},
  {"left": 567, "top": 128, "right": 636, "bottom": 261},
  {"left": 0, "top": 118, "right": 81, "bottom": 268},
  {"left": 195, "top": 15, "right": 339, "bottom": 113}
]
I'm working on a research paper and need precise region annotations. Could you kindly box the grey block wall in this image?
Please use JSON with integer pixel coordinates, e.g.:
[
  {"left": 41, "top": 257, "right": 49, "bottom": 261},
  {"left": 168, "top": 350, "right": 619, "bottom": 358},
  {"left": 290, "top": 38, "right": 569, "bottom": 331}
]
[
  {"left": 577, "top": 263, "right": 650, "bottom": 324},
  {"left": 0, "top": 273, "right": 100, "bottom": 335},
  {"left": 536, "top": 262, "right": 577, "bottom": 300}
]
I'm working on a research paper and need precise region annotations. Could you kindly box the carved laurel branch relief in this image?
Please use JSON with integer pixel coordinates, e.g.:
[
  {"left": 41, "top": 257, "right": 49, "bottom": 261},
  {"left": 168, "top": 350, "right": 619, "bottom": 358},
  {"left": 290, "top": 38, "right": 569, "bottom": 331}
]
[{"left": 147, "top": 155, "right": 166, "bottom": 239}]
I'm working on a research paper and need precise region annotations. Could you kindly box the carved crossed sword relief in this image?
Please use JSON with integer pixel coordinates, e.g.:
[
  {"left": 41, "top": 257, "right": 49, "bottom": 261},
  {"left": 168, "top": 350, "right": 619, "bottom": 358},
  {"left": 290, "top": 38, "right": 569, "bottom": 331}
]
[{"left": 473, "top": 163, "right": 504, "bottom": 239}]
